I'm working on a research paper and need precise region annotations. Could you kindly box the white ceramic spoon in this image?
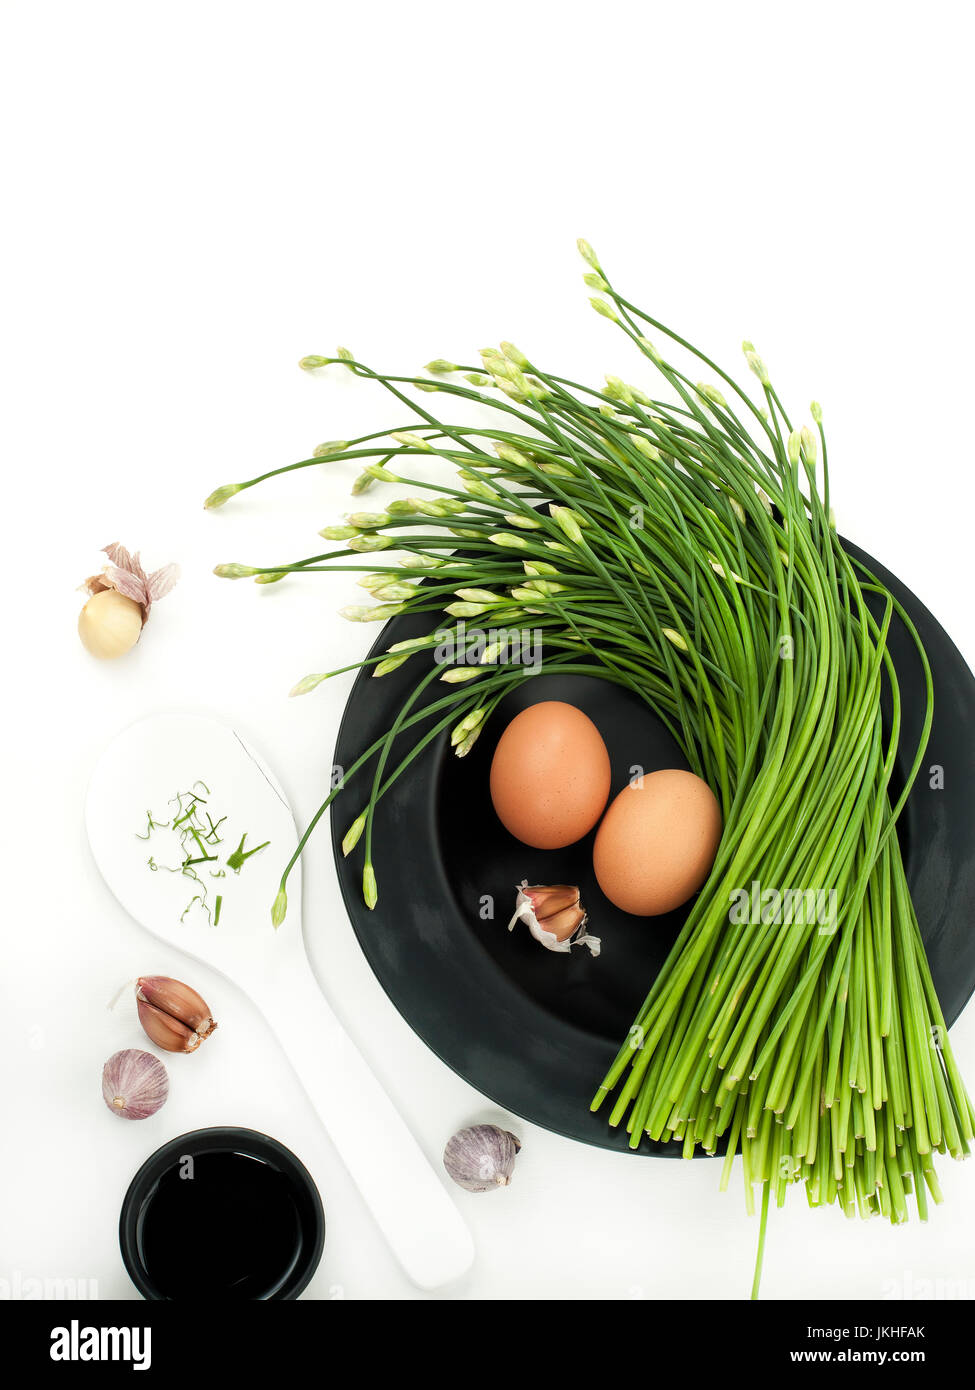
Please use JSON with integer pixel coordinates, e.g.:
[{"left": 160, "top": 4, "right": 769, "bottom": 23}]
[{"left": 86, "top": 712, "right": 474, "bottom": 1291}]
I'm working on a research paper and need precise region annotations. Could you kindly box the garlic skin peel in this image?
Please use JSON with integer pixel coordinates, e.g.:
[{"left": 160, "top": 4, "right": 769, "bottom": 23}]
[{"left": 508, "top": 881, "right": 600, "bottom": 956}]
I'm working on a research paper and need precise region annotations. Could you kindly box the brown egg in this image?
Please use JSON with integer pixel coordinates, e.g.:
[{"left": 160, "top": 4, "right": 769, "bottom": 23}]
[
  {"left": 489, "top": 701, "right": 611, "bottom": 849},
  {"left": 593, "top": 768, "right": 722, "bottom": 916}
]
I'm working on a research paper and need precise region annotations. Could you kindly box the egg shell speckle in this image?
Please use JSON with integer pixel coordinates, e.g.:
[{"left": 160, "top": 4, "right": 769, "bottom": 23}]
[
  {"left": 593, "top": 768, "right": 722, "bottom": 916},
  {"left": 489, "top": 701, "right": 611, "bottom": 849}
]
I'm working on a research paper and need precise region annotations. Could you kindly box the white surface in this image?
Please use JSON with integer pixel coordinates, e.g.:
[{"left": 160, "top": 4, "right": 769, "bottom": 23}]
[
  {"left": 85, "top": 714, "right": 473, "bottom": 1288},
  {"left": 2, "top": 0, "right": 974, "bottom": 1302}
]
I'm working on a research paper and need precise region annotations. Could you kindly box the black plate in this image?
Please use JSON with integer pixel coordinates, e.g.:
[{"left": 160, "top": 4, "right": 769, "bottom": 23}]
[{"left": 331, "top": 542, "right": 975, "bottom": 1154}]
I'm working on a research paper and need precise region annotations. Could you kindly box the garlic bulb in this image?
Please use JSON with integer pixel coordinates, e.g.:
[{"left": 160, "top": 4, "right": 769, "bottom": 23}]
[
  {"left": 508, "top": 881, "right": 600, "bottom": 956},
  {"left": 443, "top": 1125, "right": 520, "bottom": 1192},
  {"left": 78, "top": 542, "right": 179, "bottom": 660},
  {"left": 79, "top": 589, "right": 144, "bottom": 658},
  {"left": 136, "top": 975, "right": 217, "bottom": 1054},
  {"left": 102, "top": 1049, "right": 169, "bottom": 1120}
]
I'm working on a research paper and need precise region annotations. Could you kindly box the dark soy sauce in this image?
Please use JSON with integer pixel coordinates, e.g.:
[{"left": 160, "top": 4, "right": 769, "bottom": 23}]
[{"left": 138, "top": 1150, "right": 304, "bottom": 1299}]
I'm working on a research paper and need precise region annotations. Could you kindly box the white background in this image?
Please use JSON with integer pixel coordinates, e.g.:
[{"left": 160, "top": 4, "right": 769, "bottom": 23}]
[{"left": 2, "top": 0, "right": 974, "bottom": 1302}]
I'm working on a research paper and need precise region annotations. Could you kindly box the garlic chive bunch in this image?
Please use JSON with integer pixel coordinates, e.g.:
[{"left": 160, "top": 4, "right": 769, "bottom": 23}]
[{"left": 208, "top": 242, "right": 972, "bottom": 1251}]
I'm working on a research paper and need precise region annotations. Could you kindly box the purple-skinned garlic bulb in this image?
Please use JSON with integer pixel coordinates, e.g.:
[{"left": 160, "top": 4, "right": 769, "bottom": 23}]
[
  {"left": 102, "top": 1049, "right": 169, "bottom": 1120},
  {"left": 443, "top": 1124, "right": 520, "bottom": 1192}
]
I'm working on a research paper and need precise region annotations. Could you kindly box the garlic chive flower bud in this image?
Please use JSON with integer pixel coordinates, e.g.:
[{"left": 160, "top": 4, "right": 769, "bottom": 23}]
[
  {"left": 455, "top": 727, "right": 483, "bottom": 757},
  {"left": 583, "top": 271, "right": 609, "bottom": 292},
  {"left": 313, "top": 440, "right": 349, "bottom": 458},
  {"left": 290, "top": 672, "right": 328, "bottom": 697},
  {"left": 254, "top": 571, "right": 287, "bottom": 584},
  {"left": 371, "top": 583, "right": 415, "bottom": 602},
  {"left": 500, "top": 341, "right": 530, "bottom": 368},
  {"left": 505, "top": 512, "right": 542, "bottom": 529},
  {"left": 489, "top": 531, "right": 530, "bottom": 550},
  {"left": 465, "top": 372, "right": 491, "bottom": 387},
  {"left": 342, "top": 813, "right": 367, "bottom": 855},
  {"left": 213, "top": 563, "right": 258, "bottom": 579},
  {"left": 362, "top": 865, "right": 378, "bottom": 910},
  {"left": 271, "top": 888, "right": 288, "bottom": 928},
  {"left": 445, "top": 601, "right": 490, "bottom": 617},
  {"left": 662, "top": 628, "right": 689, "bottom": 652},
  {"left": 364, "top": 464, "right": 402, "bottom": 483},
  {"left": 480, "top": 640, "right": 504, "bottom": 664},
  {"left": 204, "top": 483, "right": 243, "bottom": 509},
  {"left": 631, "top": 435, "right": 661, "bottom": 462},
  {"left": 451, "top": 707, "right": 486, "bottom": 744},
  {"left": 347, "top": 534, "right": 393, "bottom": 552},
  {"left": 590, "top": 297, "right": 619, "bottom": 322},
  {"left": 336, "top": 347, "right": 354, "bottom": 364},
  {"left": 524, "top": 560, "right": 559, "bottom": 577},
  {"left": 742, "top": 341, "right": 770, "bottom": 386},
  {"left": 637, "top": 336, "right": 663, "bottom": 364},
  {"left": 339, "top": 603, "right": 403, "bottom": 622},
  {"left": 440, "top": 668, "right": 483, "bottom": 683},
  {"left": 320, "top": 525, "right": 359, "bottom": 540},
  {"left": 386, "top": 498, "right": 419, "bottom": 515},
  {"left": 390, "top": 430, "right": 431, "bottom": 451},
  {"left": 800, "top": 425, "right": 817, "bottom": 465},
  {"left": 387, "top": 636, "right": 436, "bottom": 653},
  {"left": 372, "top": 655, "right": 409, "bottom": 677},
  {"left": 605, "top": 375, "right": 634, "bottom": 405},
  {"left": 577, "top": 238, "right": 602, "bottom": 271},
  {"left": 455, "top": 588, "right": 498, "bottom": 604},
  {"left": 787, "top": 429, "right": 802, "bottom": 466},
  {"left": 351, "top": 474, "right": 376, "bottom": 495},
  {"left": 299, "top": 355, "right": 329, "bottom": 371},
  {"left": 345, "top": 511, "right": 390, "bottom": 529},
  {"left": 549, "top": 505, "right": 585, "bottom": 544},
  {"left": 493, "top": 441, "right": 533, "bottom": 468},
  {"left": 463, "top": 478, "right": 500, "bottom": 501},
  {"left": 810, "top": 400, "right": 823, "bottom": 424},
  {"left": 697, "top": 383, "right": 728, "bottom": 410},
  {"left": 424, "top": 359, "right": 459, "bottom": 374}
]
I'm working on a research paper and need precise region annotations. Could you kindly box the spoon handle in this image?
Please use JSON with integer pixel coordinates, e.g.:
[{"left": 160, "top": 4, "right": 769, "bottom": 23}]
[{"left": 256, "top": 962, "right": 474, "bottom": 1290}]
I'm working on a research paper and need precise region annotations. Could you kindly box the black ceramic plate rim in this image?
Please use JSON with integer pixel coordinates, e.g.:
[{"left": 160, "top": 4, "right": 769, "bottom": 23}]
[{"left": 330, "top": 541, "right": 975, "bottom": 1156}]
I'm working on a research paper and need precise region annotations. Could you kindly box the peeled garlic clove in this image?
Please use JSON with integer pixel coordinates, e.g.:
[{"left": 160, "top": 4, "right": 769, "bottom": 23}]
[
  {"left": 78, "top": 589, "right": 143, "bottom": 659},
  {"left": 102, "top": 1048, "right": 169, "bottom": 1120},
  {"left": 135, "top": 976, "right": 217, "bottom": 1053},
  {"left": 508, "top": 880, "right": 600, "bottom": 957},
  {"left": 443, "top": 1124, "right": 520, "bottom": 1192}
]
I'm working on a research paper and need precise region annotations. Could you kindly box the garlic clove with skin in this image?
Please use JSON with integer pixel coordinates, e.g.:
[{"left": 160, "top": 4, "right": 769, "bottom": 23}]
[
  {"left": 102, "top": 1048, "right": 169, "bottom": 1120},
  {"left": 443, "top": 1124, "right": 521, "bottom": 1192},
  {"left": 508, "top": 880, "right": 600, "bottom": 956},
  {"left": 135, "top": 976, "right": 217, "bottom": 1054}
]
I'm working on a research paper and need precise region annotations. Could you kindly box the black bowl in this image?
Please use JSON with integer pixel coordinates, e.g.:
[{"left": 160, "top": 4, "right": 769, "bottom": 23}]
[{"left": 119, "top": 1127, "right": 325, "bottom": 1300}]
